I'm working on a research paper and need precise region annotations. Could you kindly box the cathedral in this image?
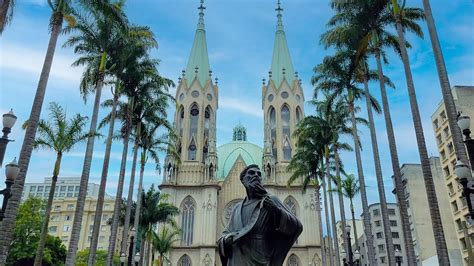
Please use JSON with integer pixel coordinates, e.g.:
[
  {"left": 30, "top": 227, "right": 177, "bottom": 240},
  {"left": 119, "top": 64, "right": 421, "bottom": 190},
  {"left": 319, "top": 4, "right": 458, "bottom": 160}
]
[{"left": 160, "top": 1, "right": 322, "bottom": 265}]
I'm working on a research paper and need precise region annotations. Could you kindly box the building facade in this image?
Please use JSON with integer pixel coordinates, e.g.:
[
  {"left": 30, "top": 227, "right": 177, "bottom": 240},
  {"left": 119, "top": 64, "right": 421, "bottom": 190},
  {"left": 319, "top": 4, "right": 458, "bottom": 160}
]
[
  {"left": 430, "top": 85, "right": 474, "bottom": 264},
  {"left": 336, "top": 219, "right": 363, "bottom": 262},
  {"left": 358, "top": 203, "right": 407, "bottom": 266},
  {"left": 22, "top": 177, "right": 102, "bottom": 201},
  {"left": 47, "top": 197, "right": 122, "bottom": 254},
  {"left": 398, "top": 157, "right": 463, "bottom": 265},
  {"left": 159, "top": 1, "right": 321, "bottom": 266}
]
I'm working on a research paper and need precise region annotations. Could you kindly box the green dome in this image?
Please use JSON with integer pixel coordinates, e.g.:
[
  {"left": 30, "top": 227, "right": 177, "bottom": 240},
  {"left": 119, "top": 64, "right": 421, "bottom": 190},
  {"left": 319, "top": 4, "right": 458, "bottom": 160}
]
[{"left": 217, "top": 141, "right": 263, "bottom": 180}]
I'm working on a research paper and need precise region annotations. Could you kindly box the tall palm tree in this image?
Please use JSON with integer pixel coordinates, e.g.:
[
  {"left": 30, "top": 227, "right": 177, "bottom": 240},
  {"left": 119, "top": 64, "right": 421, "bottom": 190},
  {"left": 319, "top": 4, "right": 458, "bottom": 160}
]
[
  {"left": 422, "top": 0, "right": 472, "bottom": 178},
  {"left": 312, "top": 50, "right": 377, "bottom": 265},
  {"left": 339, "top": 174, "right": 361, "bottom": 249},
  {"left": 62, "top": 2, "right": 127, "bottom": 264},
  {"left": 0, "top": 1, "right": 110, "bottom": 263},
  {"left": 152, "top": 227, "right": 180, "bottom": 266},
  {"left": 390, "top": 1, "right": 450, "bottom": 264},
  {"left": 31, "top": 103, "right": 97, "bottom": 266},
  {"left": 0, "top": 0, "right": 14, "bottom": 33}
]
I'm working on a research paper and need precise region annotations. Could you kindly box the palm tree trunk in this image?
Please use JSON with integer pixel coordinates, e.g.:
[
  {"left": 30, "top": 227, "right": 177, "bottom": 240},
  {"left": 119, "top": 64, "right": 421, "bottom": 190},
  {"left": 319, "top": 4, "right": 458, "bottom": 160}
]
[
  {"left": 139, "top": 235, "right": 146, "bottom": 265},
  {"left": 326, "top": 153, "right": 340, "bottom": 266},
  {"left": 350, "top": 200, "right": 359, "bottom": 249},
  {"left": 87, "top": 89, "right": 119, "bottom": 265},
  {"left": 0, "top": 18, "right": 63, "bottom": 264},
  {"left": 375, "top": 50, "right": 417, "bottom": 265},
  {"left": 146, "top": 238, "right": 152, "bottom": 266},
  {"left": 334, "top": 148, "right": 348, "bottom": 255},
  {"left": 132, "top": 154, "right": 146, "bottom": 261},
  {"left": 349, "top": 102, "right": 376, "bottom": 265},
  {"left": 394, "top": 15, "right": 450, "bottom": 265},
  {"left": 422, "top": 0, "right": 472, "bottom": 171},
  {"left": 0, "top": 0, "right": 11, "bottom": 33},
  {"left": 322, "top": 171, "right": 334, "bottom": 266},
  {"left": 316, "top": 185, "right": 326, "bottom": 266},
  {"left": 362, "top": 75, "right": 395, "bottom": 265},
  {"left": 107, "top": 130, "right": 130, "bottom": 265},
  {"left": 66, "top": 51, "right": 107, "bottom": 266},
  {"left": 121, "top": 139, "right": 139, "bottom": 254},
  {"left": 34, "top": 153, "right": 62, "bottom": 266}
]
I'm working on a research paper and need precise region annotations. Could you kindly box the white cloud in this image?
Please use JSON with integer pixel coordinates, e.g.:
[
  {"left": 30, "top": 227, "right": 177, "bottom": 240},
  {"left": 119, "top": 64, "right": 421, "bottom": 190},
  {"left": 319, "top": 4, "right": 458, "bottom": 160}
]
[{"left": 219, "top": 96, "right": 263, "bottom": 118}]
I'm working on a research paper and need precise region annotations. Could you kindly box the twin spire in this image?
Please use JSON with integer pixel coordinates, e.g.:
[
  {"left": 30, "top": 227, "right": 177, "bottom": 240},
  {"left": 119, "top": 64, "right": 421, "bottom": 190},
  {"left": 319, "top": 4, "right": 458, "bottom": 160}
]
[{"left": 184, "top": 0, "right": 296, "bottom": 87}]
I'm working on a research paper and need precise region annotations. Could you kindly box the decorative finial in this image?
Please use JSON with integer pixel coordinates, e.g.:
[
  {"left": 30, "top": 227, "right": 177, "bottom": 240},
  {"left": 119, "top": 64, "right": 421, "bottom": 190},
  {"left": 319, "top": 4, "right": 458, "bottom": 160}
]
[
  {"left": 178, "top": 76, "right": 182, "bottom": 82},
  {"left": 269, "top": 71, "right": 272, "bottom": 78},
  {"left": 209, "top": 70, "right": 212, "bottom": 77},
  {"left": 197, "top": 0, "right": 206, "bottom": 28},
  {"left": 262, "top": 78, "right": 266, "bottom": 85},
  {"left": 182, "top": 70, "right": 185, "bottom": 77},
  {"left": 299, "top": 78, "right": 302, "bottom": 85},
  {"left": 282, "top": 67, "right": 286, "bottom": 75},
  {"left": 195, "top": 66, "right": 199, "bottom": 74},
  {"left": 276, "top": 0, "right": 283, "bottom": 15},
  {"left": 295, "top": 71, "right": 299, "bottom": 78},
  {"left": 275, "top": 0, "right": 284, "bottom": 29},
  {"left": 214, "top": 77, "right": 218, "bottom": 84}
]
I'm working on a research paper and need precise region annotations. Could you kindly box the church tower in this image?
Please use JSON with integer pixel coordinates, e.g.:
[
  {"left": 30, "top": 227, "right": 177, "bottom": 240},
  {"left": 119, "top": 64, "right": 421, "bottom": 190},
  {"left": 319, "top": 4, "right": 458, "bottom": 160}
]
[
  {"left": 262, "top": 0, "right": 305, "bottom": 184},
  {"left": 164, "top": 0, "right": 218, "bottom": 185}
]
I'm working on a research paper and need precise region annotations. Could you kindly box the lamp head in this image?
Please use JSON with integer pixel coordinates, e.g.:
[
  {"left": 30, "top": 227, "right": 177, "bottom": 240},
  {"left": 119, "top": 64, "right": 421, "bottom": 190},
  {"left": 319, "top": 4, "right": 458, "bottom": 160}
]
[
  {"left": 395, "top": 248, "right": 402, "bottom": 257},
  {"left": 130, "top": 227, "right": 136, "bottom": 237},
  {"left": 5, "top": 157, "right": 20, "bottom": 182},
  {"left": 119, "top": 253, "right": 126, "bottom": 263},
  {"left": 454, "top": 160, "right": 470, "bottom": 181},
  {"left": 345, "top": 224, "right": 351, "bottom": 234},
  {"left": 457, "top": 115, "right": 471, "bottom": 132},
  {"left": 354, "top": 250, "right": 361, "bottom": 260},
  {"left": 2, "top": 109, "right": 17, "bottom": 130},
  {"left": 134, "top": 252, "right": 140, "bottom": 262}
]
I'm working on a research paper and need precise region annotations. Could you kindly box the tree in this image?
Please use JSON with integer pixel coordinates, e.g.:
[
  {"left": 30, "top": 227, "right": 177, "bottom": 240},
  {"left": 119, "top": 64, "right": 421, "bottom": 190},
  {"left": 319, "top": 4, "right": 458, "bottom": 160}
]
[
  {"left": 338, "top": 174, "right": 361, "bottom": 249},
  {"left": 390, "top": 1, "right": 449, "bottom": 263},
  {"left": 151, "top": 227, "right": 180, "bottom": 266},
  {"left": 62, "top": 2, "right": 128, "bottom": 264},
  {"left": 31, "top": 102, "right": 96, "bottom": 266},
  {"left": 75, "top": 249, "right": 119, "bottom": 266},
  {"left": 0, "top": 0, "right": 14, "bottom": 33},
  {"left": 7, "top": 196, "right": 67, "bottom": 266}
]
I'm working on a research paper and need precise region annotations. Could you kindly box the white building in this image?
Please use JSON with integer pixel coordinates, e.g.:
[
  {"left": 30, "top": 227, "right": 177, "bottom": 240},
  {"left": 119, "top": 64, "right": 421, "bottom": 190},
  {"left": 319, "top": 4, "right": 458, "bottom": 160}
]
[{"left": 21, "top": 177, "right": 104, "bottom": 201}]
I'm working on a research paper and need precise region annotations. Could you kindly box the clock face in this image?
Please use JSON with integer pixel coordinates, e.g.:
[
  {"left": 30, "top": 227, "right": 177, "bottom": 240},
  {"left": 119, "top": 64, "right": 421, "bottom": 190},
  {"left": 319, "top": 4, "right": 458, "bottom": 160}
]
[{"left": 222, "top": 199, "right": 242, "bottom": 226}]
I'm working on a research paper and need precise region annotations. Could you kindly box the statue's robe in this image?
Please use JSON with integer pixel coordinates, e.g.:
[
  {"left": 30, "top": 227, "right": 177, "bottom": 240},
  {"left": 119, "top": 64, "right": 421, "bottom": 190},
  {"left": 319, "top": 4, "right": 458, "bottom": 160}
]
[{"left": 218, "top": 195, "right": 303, "bottom": 266}]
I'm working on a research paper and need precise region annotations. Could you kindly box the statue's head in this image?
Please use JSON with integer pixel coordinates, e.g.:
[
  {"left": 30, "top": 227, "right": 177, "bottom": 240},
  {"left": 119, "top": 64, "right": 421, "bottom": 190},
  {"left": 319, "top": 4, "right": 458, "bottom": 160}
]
[{"left": 240, "top": 164, "right": 267, "bottom": 198}]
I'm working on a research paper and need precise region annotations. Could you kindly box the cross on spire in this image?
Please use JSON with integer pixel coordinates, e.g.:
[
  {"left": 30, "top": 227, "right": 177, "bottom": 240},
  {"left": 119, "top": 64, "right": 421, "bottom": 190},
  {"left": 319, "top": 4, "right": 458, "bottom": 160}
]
[
  {"left": 198, "top": 0, "right": 206, "bottom": 13},
  {"left": 276, "top": 0, "right": 283, "bottom": 14}
]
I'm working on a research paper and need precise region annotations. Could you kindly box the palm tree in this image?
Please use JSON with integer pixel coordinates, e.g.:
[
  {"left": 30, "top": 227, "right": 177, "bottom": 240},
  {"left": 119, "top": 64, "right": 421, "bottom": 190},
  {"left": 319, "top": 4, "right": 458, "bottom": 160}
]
[
  {"left": 0, "top": 1, "right": 110, "bottom": 263},
  {"left": 62, "top": 2, "right": 127, "bottom": 264},
  {"left": 422, "top": 0, "right": 472, "bottom": 178},
  {"left": 339, "top": 174, "right": 361, "bottom": 249},
  {"left": 30, "top": 103, "right": 97, "bottom": 266},
  {"left": 312, "top": 50, "right": 377, "bottom": 265},
  {"left": 0, "top": 0, "right": 14, "bottom": 33},
  {"left": 390, "top": 1, "right": 449, "bottom": 263},
  {"left": 151, "top": 227, "right": 180, "bottom": 266}
]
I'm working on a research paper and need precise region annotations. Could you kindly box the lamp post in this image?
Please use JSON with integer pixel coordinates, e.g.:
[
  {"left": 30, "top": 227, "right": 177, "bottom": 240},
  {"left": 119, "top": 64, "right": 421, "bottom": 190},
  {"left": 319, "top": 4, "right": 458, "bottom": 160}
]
[
  {"left": 128, "top": 228, "right": 136, "bottom": 266},
  {"left": 354, "top": 250, "right": 360, "bottom": 266},
  {"left": 455, "top": 160, "right": 474, "bottom": 224},
  {"left": 120, "top": 253, "right": 126, "bottom": 266},
  {"left": 395, "top": 248, "right": 402, "bottom": 266},
  {"left": 0, "top": 109, "right": 17, "bottom": 167},
  {"left": 342, "top": 225, "right": 360, "bottom": 266},
  {"left": 134, "top": 252, "right": 140, "bottom": 266},
  {"left": 458, "top": 115, "right": 474, "bottom": 168},
  {"left": 345, "top": 225, "right": 354, "bottom": 265},
  {"left": 0, "top": 157, "right": 20, "bottom": 221}
]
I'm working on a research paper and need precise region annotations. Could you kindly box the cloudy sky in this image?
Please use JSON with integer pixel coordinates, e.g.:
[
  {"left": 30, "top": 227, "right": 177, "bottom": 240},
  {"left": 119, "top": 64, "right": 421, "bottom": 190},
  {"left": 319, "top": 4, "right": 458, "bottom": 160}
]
[{"left": 1, "top": 0, "right": 473, "bottom": 222}]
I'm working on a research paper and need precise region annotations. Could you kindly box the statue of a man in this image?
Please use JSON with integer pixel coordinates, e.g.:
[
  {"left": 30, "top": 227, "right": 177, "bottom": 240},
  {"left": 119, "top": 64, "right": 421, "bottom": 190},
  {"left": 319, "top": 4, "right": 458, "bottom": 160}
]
[{"left": 218, "top": 164, "right": 302, "bottom": 265}]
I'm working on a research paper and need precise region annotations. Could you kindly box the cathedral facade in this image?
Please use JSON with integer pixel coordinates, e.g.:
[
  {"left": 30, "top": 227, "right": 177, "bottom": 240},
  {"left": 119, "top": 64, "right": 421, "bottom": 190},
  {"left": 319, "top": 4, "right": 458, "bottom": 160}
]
[{"left": 160, "top": 1, "right": 322, "bottom": 265}]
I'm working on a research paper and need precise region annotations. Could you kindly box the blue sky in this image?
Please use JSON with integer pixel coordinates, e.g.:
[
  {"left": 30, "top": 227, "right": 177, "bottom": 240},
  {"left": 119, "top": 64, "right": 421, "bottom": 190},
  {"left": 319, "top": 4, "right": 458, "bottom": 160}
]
[{"left": 1, "top": 0, "right": 473, "bottom": 222}]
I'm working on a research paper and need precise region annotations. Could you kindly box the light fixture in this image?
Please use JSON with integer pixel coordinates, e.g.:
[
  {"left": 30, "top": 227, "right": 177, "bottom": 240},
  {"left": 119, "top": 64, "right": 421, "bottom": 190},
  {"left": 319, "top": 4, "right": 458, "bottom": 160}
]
[
  {"left": 455, "top": 160, "right": 470, "bottom": 180},
  {"left": 354, "top": 250, "right": 361, "bottom": 261},
  {"left": 457, "top": 115, "right": 471, "bottom": 133},
  {"left": 134, "top": 252, "right": 140, "bottom": 263},
  {"left": 5, "top": 157, "right": 20, "bottom": 182},
  {"left": 2, "top": 109, "right": 17, "bottom": 130},
  {"left": 395, "top": 248, "right": 401, "bottom": 258},
  {"left": 119, "top": 253, "right": 126, "bottom": 263}
]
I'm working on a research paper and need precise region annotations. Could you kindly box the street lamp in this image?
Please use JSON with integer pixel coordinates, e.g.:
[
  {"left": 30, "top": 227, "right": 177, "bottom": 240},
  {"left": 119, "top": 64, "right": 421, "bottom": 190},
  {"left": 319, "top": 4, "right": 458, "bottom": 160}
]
[
  {"left": 134, "top": 252, "right": 140, "bottom": 266},
  {"left": 341, "top": 250, "right": 347, "bottom": 265},
  {"left": 0, "top": 157, "right": 20, "bottom": 221},
  {"left": 128, "top": 228, "right": 136, "bottom": 266},
  {"left": 395, "top": 248, "right": 402, "bottom": 266},
  {"left": 354, "top": 250, "right": 360, "bottom": 266},
  {"left": 455, "top": 160, "right": 474, "bottom": 224},
  {"left": 0, "top": 109, "right": 17, "bottom": 167},
  {"left": 120, "top": 253, "right": 126, "bottom": 266},
  {"left": 457, "top": 115, "right": 474, "bottom": 168}
]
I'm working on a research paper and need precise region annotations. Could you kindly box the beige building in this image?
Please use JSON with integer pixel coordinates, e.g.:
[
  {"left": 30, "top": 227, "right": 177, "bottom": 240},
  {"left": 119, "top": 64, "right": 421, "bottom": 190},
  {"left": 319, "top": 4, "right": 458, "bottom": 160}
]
[
  {"left": 47, "top": 197, "right": 122, "bottom": 254},
  {"left": 358, "top": 203, "right": 407, "bottom": 266},
  {"left": 22, "top": 177, "right": 101, "bottom": 201},
  {"left": 159, "top": 2, "right": 321, "bottom": 266},
  {"left": 398, "top": 157, "right": 463, "bottom": 265},
  {"left": 430, "top": 85, "right": 474, "bottom": 264},
  {"left": 336, "top": 219, "right": 363, "bottom": 257}
]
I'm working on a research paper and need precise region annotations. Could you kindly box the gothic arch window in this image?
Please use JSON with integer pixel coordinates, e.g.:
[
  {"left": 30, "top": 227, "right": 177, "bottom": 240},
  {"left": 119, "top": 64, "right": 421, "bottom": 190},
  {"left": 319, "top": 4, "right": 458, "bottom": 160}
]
[
  {"left": 178, "top": 105, "right": 184, "bottom": 137},
  {"left": 178, "top": 254, "right": 192, "bottom": 266},
  {"left": 188, "top": 138, "right": 197, "bottom": 160},
  {"left": 180, "top": 197, "right": 195, "bottom": 246},
  {"left": 287, "top": 254, "right": 300, "bottom": 266},
  {"left": 203, "top": 106, "right": 212, "bottom": 162},
  {"left": 188, "top": 103, "right": 199, "bottom": 161},
  {"left": 284, "top": 196, "right": 299, "bottom": 244},
  {"left": 296, "top": 106, "right": 302, "bottom": 123},
  {"left": 281, "top": 105, "right": 291, "bottom": 160},
  {"left": 209, "top": 163, "right": 214, "bottom": 180},
  {"left": 269, "top": 106, "right": 277, "bottom": 159}
]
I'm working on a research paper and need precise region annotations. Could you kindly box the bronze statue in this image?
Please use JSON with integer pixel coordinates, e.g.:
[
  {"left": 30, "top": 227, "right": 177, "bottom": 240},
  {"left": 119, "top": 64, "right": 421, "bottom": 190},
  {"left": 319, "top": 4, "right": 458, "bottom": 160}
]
[{"left": 218, "top": 164, "right": 302, "bottom": 265}]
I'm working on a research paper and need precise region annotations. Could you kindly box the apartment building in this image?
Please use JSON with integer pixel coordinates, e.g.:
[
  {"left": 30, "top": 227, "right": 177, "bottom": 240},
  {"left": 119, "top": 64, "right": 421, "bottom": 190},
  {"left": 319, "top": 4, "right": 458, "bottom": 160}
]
[
  {"left": 336, "top": 219, "right": 363, "bottom": 256},
  {"left": 430, "top": 85, "right": 474, "bottom": 264},
  {"left": 22, "top": 176, "right": 102, "bottom": 201},
  {"left": 398, "top": 157, "right": 463, "bottom": 265}
]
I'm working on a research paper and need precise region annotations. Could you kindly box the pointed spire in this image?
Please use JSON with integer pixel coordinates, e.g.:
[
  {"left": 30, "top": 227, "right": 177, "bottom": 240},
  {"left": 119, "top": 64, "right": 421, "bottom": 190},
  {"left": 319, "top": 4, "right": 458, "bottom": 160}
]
[
  {"left": 270, "top": 0, "right": 295, "bottom": 87},
  {"left": 185, "top": 0, "right": 211, "bottom": 87}
]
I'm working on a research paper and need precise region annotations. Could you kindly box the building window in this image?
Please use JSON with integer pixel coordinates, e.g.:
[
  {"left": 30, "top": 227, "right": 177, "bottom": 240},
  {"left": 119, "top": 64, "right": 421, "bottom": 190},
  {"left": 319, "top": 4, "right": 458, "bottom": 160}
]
[
  {"left": 287, "top": 254, "right": 300, "bottom": 266},
  {"left": 447, "top": 142, "right": 454, "bottom": 154},
  {"left": 392, "top": 232, "right": 400, "bottom": 239},
  {"left": 378, "top": 244, "right": 385, "bottom": 253},
  {"left": 54, "top": 205, "right": 61, "bottom": 211},
  {"left": 178, "top": 106, "right": 184, "bottom": 137},
  {"left": 373, "top": 209, "right": 380, "bottom": 217},
  {"left": 394, "top": 244, "right": 401, "bottom": 251},
  {"left": 281, "top": 105, "right": 291, "bottom": 160},
  {"left": 37, "top": 186, "right": 44, "bottom": 192},
  {"left": 390, "top": 220, "right": 397, "bottom": 227},
  {"left": 64, "top": 215, "right": 72, "bottom": 221},
  {"left": 375, "top": 220, "right": 381, "bottom": 227},
  {"left": 443, "top": 126, "right": 450, "bottom": 138},
  {"left": 388, "top": 208, "right": 396, "bottom": 216},
  {"left": 49, "top": 226, "right": 57, "bottom": 232},
  {"left": 456, "top": 219, "right": 463, "bottom": 231},
  {"left": 380, "top": 256, "right": 386, "bottom": 264},
  {"left": 440, "top": 111, "right": 447, "bottom": 122},
  {"left": 181, "top": 197, "right": 195, "bottom": 246},
  {"left": 436, "top": 134, "right": 442, "bottom": 145},
  {"left": 443, "top": 166, "right": 450, "bottom": 177},
  {"left": 451, "top": 200, "right": 459, "bottom": 212},
  {"left": 67, "top": 204, "right": 74, "bottom": 210},
  {"left": 377, "top": 232, "right": 383, "bottom": 239},
  {"left": 440, "top": 150, "right": 446, "bottom": 161},
  {"left": 284, "top": 197, "right": 298, "bottom": 244},
  {"left": 63, "top": 225, "right": 71, "bottom": 232},
  {"left": 448, "top": 183, "right": 454, "bottom": 194},
  {"left": 178, "top": 255, "right": 191, "bottom": 266},
  {"left": 269, "top": 106, "right": 277, "bottom": 159},
  {"left": 433, "top": 119, "right": 439, "bottom": 129},
  {"left": 188, "top": 104, "right": 199, "bottom": 161},
  {"left": 50, "top": 215, "right": 59, "bottom": 222},
  {"left": 460, "top": 238, "right": 467, "bottom": 250},
  {"left": 296, "top": 107, "right": 302, "bottom": 123}
]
